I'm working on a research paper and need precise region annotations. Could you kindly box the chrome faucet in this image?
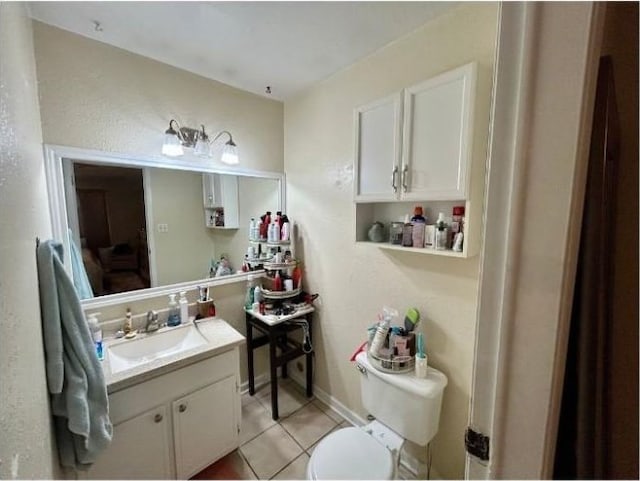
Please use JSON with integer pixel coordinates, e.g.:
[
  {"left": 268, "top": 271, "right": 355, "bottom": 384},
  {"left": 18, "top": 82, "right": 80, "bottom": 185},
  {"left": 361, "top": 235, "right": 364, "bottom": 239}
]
[{"left": 145, "top": 310, "right": 160, "bottom": 333}]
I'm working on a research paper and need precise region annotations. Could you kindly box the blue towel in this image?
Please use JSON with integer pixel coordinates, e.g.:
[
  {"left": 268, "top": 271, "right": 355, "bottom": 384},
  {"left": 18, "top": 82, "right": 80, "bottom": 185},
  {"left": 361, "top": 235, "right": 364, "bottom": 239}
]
[
  {"left": 68, "top": 230, "right": 94, "bottom": 300},
  {"left": 36, "top": 240, "right": 112, "bottom": 470}
]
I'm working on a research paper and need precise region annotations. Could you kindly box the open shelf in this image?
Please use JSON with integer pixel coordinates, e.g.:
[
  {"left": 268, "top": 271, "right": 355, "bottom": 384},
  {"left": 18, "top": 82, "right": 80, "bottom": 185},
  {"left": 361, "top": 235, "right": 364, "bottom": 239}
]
[
  {"left": 355, "top": 200, "right": 478, "bottom": 258},
  {"left": 356, "top": 241, "right": 468, "bottom": 258}
]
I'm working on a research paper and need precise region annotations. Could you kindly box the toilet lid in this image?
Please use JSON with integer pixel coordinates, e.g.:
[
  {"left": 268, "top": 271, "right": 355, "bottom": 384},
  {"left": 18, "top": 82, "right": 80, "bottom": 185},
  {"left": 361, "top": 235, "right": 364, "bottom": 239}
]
[{"left": 308, "top": 427, "right": 394, "bottom": 480}]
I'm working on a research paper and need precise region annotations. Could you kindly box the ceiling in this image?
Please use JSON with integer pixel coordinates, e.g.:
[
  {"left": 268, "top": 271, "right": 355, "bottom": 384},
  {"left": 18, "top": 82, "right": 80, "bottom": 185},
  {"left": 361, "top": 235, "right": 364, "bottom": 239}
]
[{"left": 29, "top": 2, "right": 457, "bottom": 100}]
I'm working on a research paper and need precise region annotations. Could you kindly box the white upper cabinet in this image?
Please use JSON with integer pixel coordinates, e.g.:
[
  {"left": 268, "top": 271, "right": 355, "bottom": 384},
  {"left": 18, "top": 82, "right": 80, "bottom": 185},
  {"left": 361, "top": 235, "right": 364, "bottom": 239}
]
[
  {"left": 354, "top": 92, "right": 403, "bottom": 201},
  {"left": 402, "top": 62, "right": 476, "bottom": 200},
  {"left": 354, "top": 62, "right": 477, "bottom": 202}
]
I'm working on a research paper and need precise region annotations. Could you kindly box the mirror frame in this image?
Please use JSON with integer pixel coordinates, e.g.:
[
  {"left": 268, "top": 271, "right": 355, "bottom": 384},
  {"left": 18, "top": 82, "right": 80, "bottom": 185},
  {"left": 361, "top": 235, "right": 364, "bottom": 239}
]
[{"left": 43, "top": 143, "right": 285, "bottom": 309}]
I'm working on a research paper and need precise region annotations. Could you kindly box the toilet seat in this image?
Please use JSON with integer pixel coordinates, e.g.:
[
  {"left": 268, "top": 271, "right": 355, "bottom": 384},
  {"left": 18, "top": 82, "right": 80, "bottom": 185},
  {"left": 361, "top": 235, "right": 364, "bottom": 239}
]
[{"left": 307, "top": 427, "right": 395, "bottom": 480}]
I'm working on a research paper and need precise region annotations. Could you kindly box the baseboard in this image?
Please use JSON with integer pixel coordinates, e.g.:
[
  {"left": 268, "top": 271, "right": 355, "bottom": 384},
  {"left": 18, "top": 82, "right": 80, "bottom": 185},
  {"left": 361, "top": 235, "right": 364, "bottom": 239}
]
[{"left": 239, "top": 373, "right": 271, "bottom": 395}]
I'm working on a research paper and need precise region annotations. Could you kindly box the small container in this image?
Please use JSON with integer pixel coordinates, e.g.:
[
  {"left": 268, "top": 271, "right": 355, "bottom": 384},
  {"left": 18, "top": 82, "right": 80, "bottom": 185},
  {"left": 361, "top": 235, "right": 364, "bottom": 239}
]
[
  {"left": 415, "top": 354, "right": 428, "bottom": 378},
  {"left": 389, "top": 222, "right": 404, "bottom": 245},
  {"left": 402, "top": 223, "right": 413, "bottom": 247},
  {"left": 435, "top": 212, "right": 449, "bottom": 250},
  {"left": 424, "top": 225, "right": 436, "bottom": 248},
  {"left": 451, "top": 206, "right": 465, "bottom": 237},
  {"left": 411, "top": 206, "right": 426, "bottom": 248},
  {"left": 197, "top": 299, "right": 215, "bottom": 318},
  {"left": 284, "top": 279, "right": 294, "bottom": 291}
]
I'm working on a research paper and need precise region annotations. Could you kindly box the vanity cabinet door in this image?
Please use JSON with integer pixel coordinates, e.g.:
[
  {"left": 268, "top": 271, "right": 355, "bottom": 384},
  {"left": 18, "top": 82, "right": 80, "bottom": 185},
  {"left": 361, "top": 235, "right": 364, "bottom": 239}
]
[
  {"left": 172, "top": 375, "right": 239, "bottom": 479},
  {"left": 401, "top": 62, "right": 477, "bottom": 201},
  {"left": 87, "top": 405, "right": 173, "bottom": 480},
  {"left": 354, "top": 92, "right": 403, "bottom": 202}
]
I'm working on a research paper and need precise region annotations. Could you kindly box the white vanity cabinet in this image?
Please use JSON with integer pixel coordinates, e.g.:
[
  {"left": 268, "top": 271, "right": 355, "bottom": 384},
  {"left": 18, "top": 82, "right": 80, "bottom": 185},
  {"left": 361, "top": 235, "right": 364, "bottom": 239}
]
[
  {"left": 354, "top": 62, "right": 476, "bottom": 202},
  {"left": 202, "top": 173, "right": 240, "bottom": 229},
  {"left": 86, "top": 348, "right": 241, "bottom": 480},
  {"left": 88, "top": 405, "right": 173, "bottom": 479},
  {"left": 172, "top": 375, "right": 238, "bottom": 479}
]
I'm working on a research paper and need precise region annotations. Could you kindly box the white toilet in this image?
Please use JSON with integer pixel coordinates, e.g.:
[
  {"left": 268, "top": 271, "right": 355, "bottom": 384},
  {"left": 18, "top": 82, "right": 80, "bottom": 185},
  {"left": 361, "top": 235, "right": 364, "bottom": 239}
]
[{"left": 306, "top": 351, "right": 448, "bottom": 480}]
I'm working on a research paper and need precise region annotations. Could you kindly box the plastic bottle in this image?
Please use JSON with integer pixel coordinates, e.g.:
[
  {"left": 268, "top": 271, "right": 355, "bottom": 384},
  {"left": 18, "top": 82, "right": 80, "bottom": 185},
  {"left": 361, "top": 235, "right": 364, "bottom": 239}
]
[
  {"left": 291, "top": 265, "right": 302, "bottom": 289},
  {"left": 273, "top": 271, "right": 283, "bottom": 291},
  {"left": 249, "top": 218, "right": 256, "bottom": 240},
  {"left": 411, "top": 206, "right": 426, "bottom": 248},
  {"left": 179, "top": 291, "right": 189, "bottom": 324},
  {"left": 281, "top": 215, "right": 290, "bottom": 241},
  {"left": 435, "top": 212, "right": 448, "bottom": 250},
  {"left": 87, "top": 312, "right": 104, "bottom": 361},
  {"left": 245, "top": 274, "right": 259, "bottom": 309},
  {"left": 369, "top": 318, "right": 390, "bottom": 357},
  {"left": 124, "top": 308, "right": 133, "bottom": 334},
  {"left": 167, "top": 293, "right": 181, "bottom": 327}
]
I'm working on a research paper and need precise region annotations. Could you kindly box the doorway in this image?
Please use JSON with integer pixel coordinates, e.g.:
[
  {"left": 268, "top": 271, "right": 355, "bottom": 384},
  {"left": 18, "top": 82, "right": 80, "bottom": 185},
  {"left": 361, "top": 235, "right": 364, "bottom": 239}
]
[{"left": 65, "top": 162, "right": 152, "bottom": 295}]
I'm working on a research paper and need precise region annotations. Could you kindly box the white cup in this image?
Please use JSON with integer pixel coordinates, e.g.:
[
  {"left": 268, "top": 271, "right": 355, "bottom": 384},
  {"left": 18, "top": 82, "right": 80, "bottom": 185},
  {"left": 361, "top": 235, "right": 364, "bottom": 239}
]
[
  {"left": 247, "top": 246, "right": 255, "bottom": 259},
  {"left": 284, "top": 279, "right": 294, "bottom": 291},
  {"left": 415, "top": 354, "right": 428, "bottom": 378},
  {"left": 274, "top": 252, "right": 283, "bottom": 263}
]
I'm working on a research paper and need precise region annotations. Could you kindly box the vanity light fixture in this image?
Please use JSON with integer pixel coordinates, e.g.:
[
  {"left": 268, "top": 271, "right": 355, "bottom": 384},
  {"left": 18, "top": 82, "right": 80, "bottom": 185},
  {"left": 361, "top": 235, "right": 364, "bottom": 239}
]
[{"left": 162, "top": 120, "right": 239, "bottom": 165}]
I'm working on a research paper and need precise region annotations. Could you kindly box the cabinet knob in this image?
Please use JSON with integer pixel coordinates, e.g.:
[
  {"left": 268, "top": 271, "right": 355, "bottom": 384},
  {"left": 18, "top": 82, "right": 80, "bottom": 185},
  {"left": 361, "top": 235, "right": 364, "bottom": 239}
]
[
  {"left": 179, "top": 404, "right": 187, "bottom": 413},
  {"left": 154, "top": 413, "right": 163, "bottom": 423}
]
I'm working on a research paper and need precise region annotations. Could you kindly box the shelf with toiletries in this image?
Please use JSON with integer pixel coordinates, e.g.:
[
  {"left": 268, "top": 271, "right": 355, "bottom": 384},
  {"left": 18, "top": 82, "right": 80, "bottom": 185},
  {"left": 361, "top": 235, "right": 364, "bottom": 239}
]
[
  {"left": 355, "top": 200, "right": 480, "bottom": 258},
  {"left": 202, "top": 173, "right": 239, "bottom": 229}
]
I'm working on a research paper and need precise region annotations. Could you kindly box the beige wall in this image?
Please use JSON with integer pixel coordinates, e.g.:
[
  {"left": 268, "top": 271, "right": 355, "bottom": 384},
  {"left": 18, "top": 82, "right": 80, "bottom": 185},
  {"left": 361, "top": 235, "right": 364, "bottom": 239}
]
[
  {"left": 32, "top": 21, "right": 284, "bottom": 173},
  {"left": 147, "top": 168, "right": 217, "bottom": 285},
  {"left": 0, "top": 3, "right": 59, "bottom": 478},
  {"left": 284, "top": 3, "right": 498, "bottom": 479}
]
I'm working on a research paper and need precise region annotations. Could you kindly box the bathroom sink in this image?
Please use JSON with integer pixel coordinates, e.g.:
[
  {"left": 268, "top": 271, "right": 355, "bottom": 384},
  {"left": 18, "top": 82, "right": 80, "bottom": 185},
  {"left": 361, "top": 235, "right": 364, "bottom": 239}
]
[{"left": 108, "top": 324, "right": 207, "bottom": 374}]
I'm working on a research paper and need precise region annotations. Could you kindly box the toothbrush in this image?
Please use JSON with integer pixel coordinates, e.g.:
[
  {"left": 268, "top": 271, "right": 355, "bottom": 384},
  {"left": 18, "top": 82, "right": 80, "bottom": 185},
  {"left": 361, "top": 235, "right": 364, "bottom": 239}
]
[{"left": 417, "top": 332, "right": 425, "bottom": 359}]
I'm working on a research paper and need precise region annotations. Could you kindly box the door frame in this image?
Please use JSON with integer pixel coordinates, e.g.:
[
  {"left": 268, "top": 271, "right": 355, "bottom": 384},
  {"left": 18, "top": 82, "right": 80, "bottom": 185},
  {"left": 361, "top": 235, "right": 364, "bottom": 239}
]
[{"left": 467, "top": 2, "right": 606, "bottom": 478}]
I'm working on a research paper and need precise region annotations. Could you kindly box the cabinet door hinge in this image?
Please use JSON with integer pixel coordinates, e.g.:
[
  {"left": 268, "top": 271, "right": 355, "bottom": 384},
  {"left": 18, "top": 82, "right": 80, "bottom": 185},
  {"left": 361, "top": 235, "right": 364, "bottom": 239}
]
[{"left": 465, "top": 427, "right": 490, "bottom": 461}]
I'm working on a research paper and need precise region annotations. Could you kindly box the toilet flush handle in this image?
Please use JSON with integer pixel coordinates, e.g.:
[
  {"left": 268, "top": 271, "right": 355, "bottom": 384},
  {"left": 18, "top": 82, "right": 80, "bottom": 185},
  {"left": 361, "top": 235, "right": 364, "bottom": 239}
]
[{"left": 356, "top": 363, "right": 367, "bottom": 375}]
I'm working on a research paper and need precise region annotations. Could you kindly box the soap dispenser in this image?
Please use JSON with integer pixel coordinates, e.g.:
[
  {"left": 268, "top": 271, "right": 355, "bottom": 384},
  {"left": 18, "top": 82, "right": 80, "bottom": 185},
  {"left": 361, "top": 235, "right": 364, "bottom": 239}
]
[
  {"left": 87, "top": 312, "right": 104, "bottom": 361},
  {"left": 167, "top": 294, "right": 181, "bottom": 327}
]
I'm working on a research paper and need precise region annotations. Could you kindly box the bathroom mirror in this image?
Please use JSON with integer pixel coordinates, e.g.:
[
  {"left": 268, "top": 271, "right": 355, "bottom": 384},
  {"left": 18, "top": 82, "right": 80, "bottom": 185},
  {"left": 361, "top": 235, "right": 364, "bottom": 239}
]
[{"left": 44, "top": 144, "right": 284, "bottom": 306}]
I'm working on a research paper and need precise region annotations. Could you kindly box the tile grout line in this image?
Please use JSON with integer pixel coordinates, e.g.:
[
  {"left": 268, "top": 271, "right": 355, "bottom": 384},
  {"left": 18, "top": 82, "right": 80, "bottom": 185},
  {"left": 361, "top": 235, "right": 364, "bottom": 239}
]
[
  {"left": 241, "top": 385, "right": 340, "bottom": 480},
  {"left": 237, "top": 447, "right": 260, "bottom": 480}
]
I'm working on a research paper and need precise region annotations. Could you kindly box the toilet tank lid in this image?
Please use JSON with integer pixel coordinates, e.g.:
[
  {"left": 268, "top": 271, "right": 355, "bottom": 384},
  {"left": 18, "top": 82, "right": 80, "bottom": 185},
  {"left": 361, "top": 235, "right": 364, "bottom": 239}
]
[{"left": 356, "top": 351, "right": 448, "bottom": 398}]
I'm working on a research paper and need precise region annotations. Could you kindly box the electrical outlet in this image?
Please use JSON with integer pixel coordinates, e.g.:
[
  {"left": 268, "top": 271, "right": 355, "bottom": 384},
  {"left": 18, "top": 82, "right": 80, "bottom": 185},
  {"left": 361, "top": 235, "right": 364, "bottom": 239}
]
[{"left": 157, "top": 223, "right": 169, "bottom": 233}]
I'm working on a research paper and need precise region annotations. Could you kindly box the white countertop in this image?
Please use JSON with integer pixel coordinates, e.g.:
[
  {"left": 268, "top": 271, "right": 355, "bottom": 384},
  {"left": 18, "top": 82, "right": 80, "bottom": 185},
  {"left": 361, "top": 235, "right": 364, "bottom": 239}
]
[
  {"left": 101, "top": 317, "right": 245, "bottom": 393},
  {"left": 245, "top": 305, "right": 315, "bottom": 326}
]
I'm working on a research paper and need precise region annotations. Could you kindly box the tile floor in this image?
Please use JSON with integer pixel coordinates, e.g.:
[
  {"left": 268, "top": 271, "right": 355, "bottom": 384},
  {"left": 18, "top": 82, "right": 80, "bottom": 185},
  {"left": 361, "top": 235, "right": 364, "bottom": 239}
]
[{"left": 192, "top": 379, "right": 349, "bottom": 480}]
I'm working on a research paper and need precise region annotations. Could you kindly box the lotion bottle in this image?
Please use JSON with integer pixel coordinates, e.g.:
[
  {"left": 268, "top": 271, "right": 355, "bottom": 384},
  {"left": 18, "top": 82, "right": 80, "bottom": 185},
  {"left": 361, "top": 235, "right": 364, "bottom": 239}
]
[
  {"left": 179, "top": 291, "right": 189, "bottom": 324},
  {"left": 87, "top": 312, "right": 104, "bottom": 361}
]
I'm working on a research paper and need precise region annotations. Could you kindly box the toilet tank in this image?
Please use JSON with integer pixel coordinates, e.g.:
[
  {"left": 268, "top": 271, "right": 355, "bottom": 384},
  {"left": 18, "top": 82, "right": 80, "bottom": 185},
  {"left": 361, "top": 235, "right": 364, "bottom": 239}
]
[{"left": 355, "top": 351, "right": 448, "bottom": 446}]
